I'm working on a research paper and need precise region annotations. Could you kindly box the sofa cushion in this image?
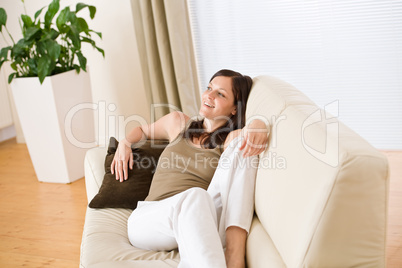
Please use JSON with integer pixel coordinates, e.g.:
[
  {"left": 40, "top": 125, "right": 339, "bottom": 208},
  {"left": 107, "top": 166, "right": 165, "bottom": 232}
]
[
  {"left": 86, "top": 260, "right": 179, "bottom": 268},
  {"left": 80, "top": 208, "right": 180, "bottom": 268},
  {"left": 84, "top": 146, "right": 108, "bottom": 202},
  {"left": 88, "top": 137, "right": 168, "bottom": 209}
]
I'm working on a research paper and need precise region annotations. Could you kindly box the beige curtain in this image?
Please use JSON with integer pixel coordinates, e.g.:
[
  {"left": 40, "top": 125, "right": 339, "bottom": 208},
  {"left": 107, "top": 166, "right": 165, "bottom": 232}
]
[{"left": 130, "top": 0, "right": 200, "bottom": 120}]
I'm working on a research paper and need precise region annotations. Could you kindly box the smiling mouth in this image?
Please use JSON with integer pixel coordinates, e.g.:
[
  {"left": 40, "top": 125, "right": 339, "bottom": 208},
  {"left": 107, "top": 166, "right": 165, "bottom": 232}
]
[{"left": 204, "top": 102, "right": 215, "bottom": 108}]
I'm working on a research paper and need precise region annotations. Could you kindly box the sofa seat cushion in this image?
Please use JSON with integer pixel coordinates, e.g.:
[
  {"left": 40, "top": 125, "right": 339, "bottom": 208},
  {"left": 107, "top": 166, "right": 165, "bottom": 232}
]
[
  {"left": 86, "top": 260, "right": 179, "bottom": 268},
  {"left": 80, "top": 208, "right": 179, "bottom": 268}
]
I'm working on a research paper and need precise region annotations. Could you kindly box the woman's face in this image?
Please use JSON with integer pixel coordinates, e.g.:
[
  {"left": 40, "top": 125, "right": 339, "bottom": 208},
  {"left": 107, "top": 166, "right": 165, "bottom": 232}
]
[{"left": 199, "top": 76, "right": 237, "bottom": 121}]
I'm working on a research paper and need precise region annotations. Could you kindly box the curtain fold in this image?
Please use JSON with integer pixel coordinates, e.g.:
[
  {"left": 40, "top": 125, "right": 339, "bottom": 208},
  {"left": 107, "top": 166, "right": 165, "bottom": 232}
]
[{"left": 130, "top": 0, "right": 200, "bottom": 120}]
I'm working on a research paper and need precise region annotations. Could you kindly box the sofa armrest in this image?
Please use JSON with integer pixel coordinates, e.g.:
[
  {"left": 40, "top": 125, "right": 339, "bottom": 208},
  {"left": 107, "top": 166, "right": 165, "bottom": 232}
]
[{"left": 84, "top": 146, "right": 108, "bottom": 203}]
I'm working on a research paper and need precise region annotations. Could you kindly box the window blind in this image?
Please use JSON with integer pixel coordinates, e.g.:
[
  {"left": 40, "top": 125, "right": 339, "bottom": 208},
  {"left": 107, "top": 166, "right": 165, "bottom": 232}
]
[{"left": 187, "top": 0, "right": 402, "bottom": 149}]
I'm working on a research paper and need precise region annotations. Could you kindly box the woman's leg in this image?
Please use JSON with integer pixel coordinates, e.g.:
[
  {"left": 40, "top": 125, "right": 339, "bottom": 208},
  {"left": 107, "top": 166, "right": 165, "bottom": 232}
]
[
  {"left": 127, "top": 137, "right": 257, "bottom": 267},
  {"left": 208, "top": 136, "right": 258, "bottom": 268},
  {"left": 127, "top": 187, "right": 226, "bottom": 268},
  {"left": 127, "top": 199, "right": 178, "bottom": 251},
  {"left": 226, "top": 226, "right": 247, "bottom": 268}
]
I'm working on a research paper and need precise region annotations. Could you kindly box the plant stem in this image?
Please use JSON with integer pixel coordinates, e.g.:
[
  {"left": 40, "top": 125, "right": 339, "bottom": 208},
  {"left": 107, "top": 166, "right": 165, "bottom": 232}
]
[
  {"left": 23, "top": 0, "right": 28, "bottom": 15},
  {"left": 4, "top": 26, "right": 15, "bottom": 45},
  {"left": 19, "top": 18, "right": 23, "bottom": 33}
]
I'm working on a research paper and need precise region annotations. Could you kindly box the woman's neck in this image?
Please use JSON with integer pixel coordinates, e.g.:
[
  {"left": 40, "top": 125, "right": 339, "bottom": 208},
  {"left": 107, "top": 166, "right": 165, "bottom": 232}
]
[{"left": 202, "top": 118, "right": 226, "bottom": 133}]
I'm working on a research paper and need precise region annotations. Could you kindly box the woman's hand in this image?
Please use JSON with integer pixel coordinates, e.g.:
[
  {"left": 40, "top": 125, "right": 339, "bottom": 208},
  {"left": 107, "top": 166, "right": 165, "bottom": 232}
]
[
  {"left": 111, "top": 139, "right": 134, "bottom": 182},
  {"left": 239, "top": 119, "right": 270, "bottom": 157}
]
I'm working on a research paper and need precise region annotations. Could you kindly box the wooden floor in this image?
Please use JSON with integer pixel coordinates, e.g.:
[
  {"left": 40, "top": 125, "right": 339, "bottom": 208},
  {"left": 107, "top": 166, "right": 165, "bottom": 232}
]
[
  {"left": 0, "top": 138, "right": 87, "bottom": 267},
  {"left": 0, "top": 138, "right": 401, "bottom": 267}
]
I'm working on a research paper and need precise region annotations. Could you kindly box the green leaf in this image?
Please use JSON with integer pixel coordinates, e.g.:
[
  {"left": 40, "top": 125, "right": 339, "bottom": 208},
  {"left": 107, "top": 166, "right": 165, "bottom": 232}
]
[
  {"left": 89, "top": 30, "right": 102, "bottom": 39},
  {"left": 1, "top": 2, "right": 103, "bottom": 82},
  {"left": 11, "top": 41, "right": 28, "bottom": 58},
  {"left": 75, "top": 3, "right": 87, "bottom": 13},
  {"left": 82, "top": 37, "right": 104, "bottom": 57},
  {"left": 0, "top": 8, "right": 7, "bottom": 31},
  {"left": 53, "top": 66, "right": 65, "bottom": 74},
  {"left": 0, "top": 47, "right": 11, "bottom": 69},
  {"left": 48, "top": 59, "right": 56, "bottom": 76},
  {"left": 21, "top": 14, "right": 33, "bottom": 28},
  {"left": 44, "top": 0, "right": 60, "bottom": 29},
  {"left": 76, "top": 51, "right": 87, "bottom": 71},
  {"left": 77, "top": 17, "right": 89, "bottom": 34},
  {"left": 42, "top": 28, "right": 59, "bottom": 40},
  {"left": 88, "top": 6, "right": 96, "bottom": 19},
  {"left": 10, "top": 62, "right": 18, "bottom": 71},
  {"left": 27, "top": 58, "right": 37, "bottom": 75},
  {"left": 24, "top": 27, "right": 40, "bottom": 40},
  {"left": 76, "top": 3, "right": 96, "bottom": 19},
  {"left": 38, "top": 55, "right": 52, "bottom": 84},
  {"left": 0, "top": 46, "right": 11, "bottom": 63},
  {"left": 56, "top": 7, "right": 70, "bottom": 32},
  {"left": 36, "top": 40, "right": 46, "bottom": 55},
  {"left": 68, "top": 10, "right": 77, "bottom": 24},
  {"left": 8, "top": 72, "right": 17, "bottom": 84},
  {"left": 67, "top": 25, "right": 80, "bottom": 49},
  {"left": 95, "top": 46, "right": 105, "bottom": 57},
  {"left": 82, "top": 37, "right": 95, "bottom": 46},
  {"left": 72, "top": 64, "right": 81, "bottom": 73},
  {"left": 47, "top": 40, "right": 61, "bottom": 60},
  {"left": 34, "top": 6, "right": 46, "bottom": 21}
]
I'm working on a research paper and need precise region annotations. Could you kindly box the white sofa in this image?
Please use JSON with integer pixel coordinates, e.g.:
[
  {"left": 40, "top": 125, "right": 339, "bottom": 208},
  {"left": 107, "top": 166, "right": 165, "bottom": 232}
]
[{"left": 80, "top": 75, "right": 389, "bottom": 268}]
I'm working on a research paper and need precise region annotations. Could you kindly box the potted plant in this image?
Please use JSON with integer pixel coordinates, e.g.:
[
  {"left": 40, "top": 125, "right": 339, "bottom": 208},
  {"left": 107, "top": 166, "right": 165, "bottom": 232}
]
[{"left": 0, "top": 0, "right": 104, "bottom": 183}]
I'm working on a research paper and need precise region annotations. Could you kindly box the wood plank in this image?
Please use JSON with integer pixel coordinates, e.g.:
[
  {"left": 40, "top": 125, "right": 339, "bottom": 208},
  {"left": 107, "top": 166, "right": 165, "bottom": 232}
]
[
  {"left": 0, "top": 252, "right": 77, "bottom": 268},
  {"left": 0, "top": 138, "right": 87, "bottom": 267},
  {"left": 0, "top": 236, "right": 80, "bottom": 262}
]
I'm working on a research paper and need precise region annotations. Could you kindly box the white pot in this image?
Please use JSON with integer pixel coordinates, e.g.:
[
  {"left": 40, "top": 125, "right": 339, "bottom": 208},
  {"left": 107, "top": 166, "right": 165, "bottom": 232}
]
[{"left": 11, "top": 70, "right": 95, "bottom": 183}]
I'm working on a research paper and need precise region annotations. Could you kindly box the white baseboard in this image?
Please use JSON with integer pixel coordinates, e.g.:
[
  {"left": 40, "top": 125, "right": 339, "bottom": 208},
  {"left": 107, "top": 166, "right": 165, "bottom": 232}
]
[{"left": 0, "top": 125, "right": 17, "bottom": 142}]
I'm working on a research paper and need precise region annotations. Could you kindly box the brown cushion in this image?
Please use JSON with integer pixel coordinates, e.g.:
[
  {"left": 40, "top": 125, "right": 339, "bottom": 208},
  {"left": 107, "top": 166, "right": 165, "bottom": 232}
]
[{"left": 88, "top": 137, "right": 168, "bottom": 209}]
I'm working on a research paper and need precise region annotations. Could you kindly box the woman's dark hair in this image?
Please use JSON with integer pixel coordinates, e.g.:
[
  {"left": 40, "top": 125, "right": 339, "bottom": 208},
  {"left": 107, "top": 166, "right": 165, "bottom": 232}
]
[{"left": 182, "top": 69, "right": 253, "bottom": 149}]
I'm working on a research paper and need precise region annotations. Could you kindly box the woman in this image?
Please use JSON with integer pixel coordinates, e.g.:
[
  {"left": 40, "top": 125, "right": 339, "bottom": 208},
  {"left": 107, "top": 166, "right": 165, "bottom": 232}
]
[{"left": 112, "top": 69, "right": 269, "bottom": 268}]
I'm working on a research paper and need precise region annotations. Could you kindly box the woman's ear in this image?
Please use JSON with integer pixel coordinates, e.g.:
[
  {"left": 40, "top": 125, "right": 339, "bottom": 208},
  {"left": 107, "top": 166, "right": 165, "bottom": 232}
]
[{"left": 232, "top": 108, "right": 237, "bottom": 115}]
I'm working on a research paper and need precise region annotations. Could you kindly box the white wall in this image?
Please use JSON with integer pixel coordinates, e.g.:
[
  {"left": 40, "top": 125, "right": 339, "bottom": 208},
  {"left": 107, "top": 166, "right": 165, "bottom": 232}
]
[
  {"left": 0, "top": 0, "right": 149, "bottom": 146},
  {"left": 188, "top": 0, "right": 402, "bottom": 150}
]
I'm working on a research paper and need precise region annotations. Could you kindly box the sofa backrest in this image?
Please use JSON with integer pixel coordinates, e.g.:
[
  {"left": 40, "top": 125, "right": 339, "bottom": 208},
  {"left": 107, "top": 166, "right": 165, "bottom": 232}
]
[{"left": 246, "top": 75, "right": 389, "bottom": 267}]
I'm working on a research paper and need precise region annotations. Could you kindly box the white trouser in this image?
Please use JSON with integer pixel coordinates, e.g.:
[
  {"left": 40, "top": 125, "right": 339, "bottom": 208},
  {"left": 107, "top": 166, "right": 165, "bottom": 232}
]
[{"left": 127, "top": 137, "right": 258, "bottom": 268}]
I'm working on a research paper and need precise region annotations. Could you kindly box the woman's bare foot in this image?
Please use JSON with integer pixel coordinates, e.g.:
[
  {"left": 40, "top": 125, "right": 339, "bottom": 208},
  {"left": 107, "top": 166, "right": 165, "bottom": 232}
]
[{"left": 225, "top": 226, "right": 247, "bottom": 268}]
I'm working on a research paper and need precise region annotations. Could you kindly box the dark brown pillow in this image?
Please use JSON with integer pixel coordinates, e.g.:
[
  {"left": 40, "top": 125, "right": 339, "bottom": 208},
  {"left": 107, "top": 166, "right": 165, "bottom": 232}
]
[{"left": 88, "top": 137, "right": 168, "bottom": 209}]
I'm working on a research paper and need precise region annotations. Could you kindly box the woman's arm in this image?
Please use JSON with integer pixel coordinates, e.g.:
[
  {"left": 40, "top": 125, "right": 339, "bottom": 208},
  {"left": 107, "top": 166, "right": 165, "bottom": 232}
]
[
  {"left": 111, "top": 111, "right": 189, "bottom": 182},
  {"left": 224, "top": 119, "right": 270, "bottom": 157}
]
